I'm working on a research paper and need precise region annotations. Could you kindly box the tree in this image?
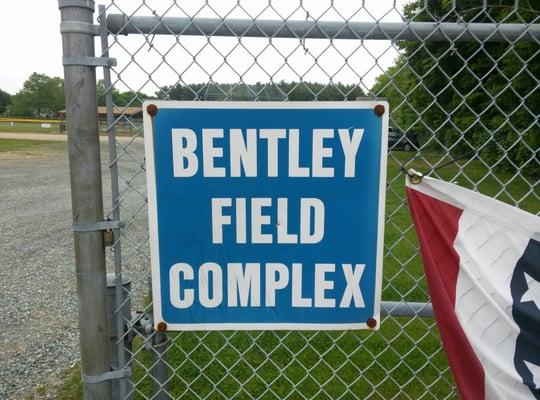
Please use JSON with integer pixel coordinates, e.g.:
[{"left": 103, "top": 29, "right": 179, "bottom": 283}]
[
  {"left": 156, "top": 81, "right": 365, "bottom": 101},
  {"left": 8, "top": 73, "right": 64, "bottom": 117},
  {"left": 0, "top": 89, "right": 11, "bottom": 115},
  {"left": 97, "top": 80, "right": 146, "bottom": 107},
  {"left": 371, "top": 58, "right": 419, "bottom": 136},
  {"left": 372, "top": 1, "right": 539, "bottom": 176}
]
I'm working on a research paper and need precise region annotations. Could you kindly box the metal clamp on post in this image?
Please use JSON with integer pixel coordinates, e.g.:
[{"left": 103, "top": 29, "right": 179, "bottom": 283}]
[
  {"left": 60, "top": 21, "right": 99, "bottom": 36},
  {"left": 72, "top": 220, "right": 124, "bottom": 233},
  {"left": 63, "top": 55, "right": 117, "bottom": 67},
  {"left": 82, "top": 368, "right": 132, "bottom": 384},
  {"left": 58, "top": 0, "right": 95, "bottom": 10}
]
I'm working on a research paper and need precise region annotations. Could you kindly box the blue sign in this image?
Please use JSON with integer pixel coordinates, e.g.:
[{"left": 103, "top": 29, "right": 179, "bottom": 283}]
[{"left": 144, "top": 101, "right": 388, "bottom": 330}]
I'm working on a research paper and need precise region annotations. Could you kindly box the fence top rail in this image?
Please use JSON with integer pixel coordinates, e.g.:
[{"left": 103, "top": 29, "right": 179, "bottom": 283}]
[{"left": 106, "top": 14, "right": 540, "bottom": 42}]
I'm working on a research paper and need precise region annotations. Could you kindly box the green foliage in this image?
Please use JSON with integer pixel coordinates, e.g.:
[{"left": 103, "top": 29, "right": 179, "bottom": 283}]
[
  {"left": 371, "top": 59, "right": 423, "bottom": 140},
  {"left": 5, "top": 74, "right": 147, "bottom": 117},
  {"left": 0, "top": 88, "right": 11, "bottom": 115},
  {"left": 156, "top": 81, "right": 365, "bottom": 101},
  {"left": 8, "top": 73, "right": 65, "bottom": 118},
  {"left": 97, "top": 80, "right": 147, "bottom": 107},
  {"left": 0, "top": 139, "right": 57, "bottom": 152},
  {"left": 24, "top": 365, "right": 82, "bottom": 400},
  {"left": 372, "top": 0, "right": 539, "bottom": 176}
]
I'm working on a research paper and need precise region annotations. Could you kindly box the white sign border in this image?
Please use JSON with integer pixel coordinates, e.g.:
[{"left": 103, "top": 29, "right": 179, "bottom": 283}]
[{"left": 143, "top": 101, "right": 389, "bottom": 331}]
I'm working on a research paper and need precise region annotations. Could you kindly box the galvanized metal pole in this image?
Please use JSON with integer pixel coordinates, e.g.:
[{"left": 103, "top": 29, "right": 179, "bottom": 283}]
[
  {"left": 106, "top": 15, "right": 540, "bottom": 42},
  {"left": 58, "top": 1, "right": 113, "bottom": 399},
  {"left": 98, "top": 5, "right": 131, "bottom": 399},
  {"left": 151, "top": 331, "right": 171, "bottom": 400}
]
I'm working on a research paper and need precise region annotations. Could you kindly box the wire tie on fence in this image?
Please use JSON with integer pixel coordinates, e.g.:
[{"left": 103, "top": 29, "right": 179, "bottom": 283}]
[
  {"left": 72, "top": 219, "right": 124, "bottom": 232},
  {"left": 428, "top": 149, "right": 476, "bottom": 174},
  {"left": 400, "top": 149, "right": 477, "bottom": 184},
  {"left": 146, "top": 10, "right": 158, "bottom": 51},
  {"left": 81, "top": 367, "right": 131, "bottom": 384}
]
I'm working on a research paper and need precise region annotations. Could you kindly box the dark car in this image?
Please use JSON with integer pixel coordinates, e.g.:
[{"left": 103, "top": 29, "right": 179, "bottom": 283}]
[{"left": 388, "top": 127, "right": 419, "bottom": 151}]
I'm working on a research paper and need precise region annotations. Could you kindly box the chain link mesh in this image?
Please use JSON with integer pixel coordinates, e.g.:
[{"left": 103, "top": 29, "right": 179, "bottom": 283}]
[{"left": 97, "top": 1, "right": 539, "bottom": 398}]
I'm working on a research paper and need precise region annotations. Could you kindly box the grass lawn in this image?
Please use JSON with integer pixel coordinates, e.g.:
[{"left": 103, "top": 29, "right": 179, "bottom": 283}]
[
  {"left": 0, "top": 121, "right": 62, "bottom": 134},
  {"left": 0, "top": 138, "right": 58, "bottom": 152},
  {"left": 24, "top": 366, "right": 82, "bottom": 400},
  {"left": 35, "top": 150, "right": 538, "bottom": 399},
  {"left": 125, "top": 151, "right": 537, "bottom": 399},
  {"left": 0, "top": 122, "right": 138, "bottom": 136}
]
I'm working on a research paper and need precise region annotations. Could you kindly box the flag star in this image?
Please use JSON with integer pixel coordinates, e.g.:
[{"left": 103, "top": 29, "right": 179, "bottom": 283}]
[
  {"left": 520, "top": 272, "right": 540, "bottom": 310},
  {"left": 524, "top": 360, "right": 540, "bottom": 390}
]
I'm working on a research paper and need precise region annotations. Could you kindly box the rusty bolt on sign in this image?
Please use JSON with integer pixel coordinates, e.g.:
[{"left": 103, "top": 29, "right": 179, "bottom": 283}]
[
  {"left": 374, "top": 104, "right": 385, "bottom": 117},
  {"left": 156, "top": 321, "right": 167, "bottom": 331},
  {"left": 147, "top": 104, "right": 158, "bottom": 116},
  {"left": 367, "top": 317, "right": 378, "bottom": 329}
]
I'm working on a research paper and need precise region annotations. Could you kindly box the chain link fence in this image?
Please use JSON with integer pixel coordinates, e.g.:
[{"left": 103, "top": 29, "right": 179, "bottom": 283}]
[{"left": 63, "top": 0, "right": 540, "bottom": 398}]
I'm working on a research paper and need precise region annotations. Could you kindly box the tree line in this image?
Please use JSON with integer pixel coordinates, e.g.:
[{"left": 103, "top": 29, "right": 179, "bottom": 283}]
[
  {"left": 0, "top": 75, "right": 364, "bottom": 117},
  {"left": 0, "top": 73, "right": 148, "bottom": 117},
  {"left": 371, "top": 0, "right": 538, "bottom": 176},
  {"left": 155, "top": 81, "right": 365, "bottom": 101}
]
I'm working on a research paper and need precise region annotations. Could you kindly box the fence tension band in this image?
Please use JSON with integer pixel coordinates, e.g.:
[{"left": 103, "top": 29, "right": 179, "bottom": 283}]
[
  {"left": 82, "top": 368, "right": 131, "bottom": 384},
  {"left": 152, "top": 334, "right": 171, "bottom": 349},
  {"left": 63, "top": 55, "right": 117, "bottom": 67},
  {"left": 60, "top": 21, "right": 99, "bottom": 36},
  {"left": 58, "top": 0, "right": 95, "bottom": 11},
  {"left": 73, "top": 220, "right": 124, "bottom": 232}
]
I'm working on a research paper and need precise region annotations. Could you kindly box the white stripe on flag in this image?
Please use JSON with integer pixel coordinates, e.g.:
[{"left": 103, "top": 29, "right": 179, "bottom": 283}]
[{"left": 454, "top": 211, "right": 534, "bottom": 400}]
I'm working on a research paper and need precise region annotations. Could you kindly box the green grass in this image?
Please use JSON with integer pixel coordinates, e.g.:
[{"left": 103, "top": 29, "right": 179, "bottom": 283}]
[
  {"left": 0, "top": 138, "right": 57, "bottom": 152},
  {"left": 0, "top": 121, "right": 139, "bottom": 135},
  {"left": 125, "top": 151, "right": 537, "bottom": 399},
  {"left": 0, "top": 121, "right": 62, "bottom": 133},
  {"left": 31, "top": 150, "right": 539, "bottom": 399},
  {"left": 130, "top": 318, "right": 456, "bottom": 399},
  {"left": 24, "top": 365, "right": 82, "bottom": 400}
]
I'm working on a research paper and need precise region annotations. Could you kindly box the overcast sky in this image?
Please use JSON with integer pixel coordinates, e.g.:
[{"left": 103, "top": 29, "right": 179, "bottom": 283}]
[{"left": 0, "top": 0, "right": 410, "bottom": 96}]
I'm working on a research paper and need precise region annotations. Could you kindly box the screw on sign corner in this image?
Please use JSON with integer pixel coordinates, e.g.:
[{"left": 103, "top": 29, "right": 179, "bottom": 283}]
[
  {"left": 156, "top": 321, "right": 167, "bottom": 331},
  {"left": 367, "top": 317, "right": 378, "bottom": 329},
  {"left": 147, "top": 104, "right": 158, "bottom": 116},
  {"left": 373, "top": 104, "right": 385, "bottom": 117}
]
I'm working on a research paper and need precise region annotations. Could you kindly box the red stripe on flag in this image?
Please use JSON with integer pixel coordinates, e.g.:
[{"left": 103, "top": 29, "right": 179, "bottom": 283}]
[{"left": 407, "top": 187, "right": 485, "bottom": 400}]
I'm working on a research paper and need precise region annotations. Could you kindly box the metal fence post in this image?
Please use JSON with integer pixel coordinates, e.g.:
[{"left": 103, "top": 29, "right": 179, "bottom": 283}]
[
  {"left": 151, "top": 331, "right": 171, "bottom": 400},
  {"left": 58, "top": 1, "right": 113, "bottom": 399},
  {"left": 97, "top": 4, "right": 132, "bottom": 399},
  {"left": 106, "top": 273, "right": 133, "bottom": 399}
]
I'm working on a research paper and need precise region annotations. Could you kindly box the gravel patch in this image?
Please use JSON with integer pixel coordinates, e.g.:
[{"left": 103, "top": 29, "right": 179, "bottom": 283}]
[{"left": 0, "top": 139, "right": 149, "bottom": 399}]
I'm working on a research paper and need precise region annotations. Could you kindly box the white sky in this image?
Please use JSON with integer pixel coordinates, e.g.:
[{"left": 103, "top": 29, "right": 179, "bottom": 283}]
[{"left": 0, "top": 0, "right": 411, "bottom": 96}]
